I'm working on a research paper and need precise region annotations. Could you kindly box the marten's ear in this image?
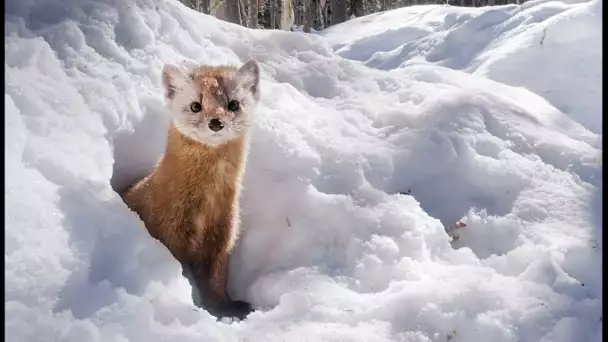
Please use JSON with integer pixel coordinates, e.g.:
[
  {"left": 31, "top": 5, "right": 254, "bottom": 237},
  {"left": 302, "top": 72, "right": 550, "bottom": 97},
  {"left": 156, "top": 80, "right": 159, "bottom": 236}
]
[
  {"left": 161, "top": 63, "right": 185, "bottom": 101},
  {"left": 235, "top": 59, "right": 261, "bottom": 102}
]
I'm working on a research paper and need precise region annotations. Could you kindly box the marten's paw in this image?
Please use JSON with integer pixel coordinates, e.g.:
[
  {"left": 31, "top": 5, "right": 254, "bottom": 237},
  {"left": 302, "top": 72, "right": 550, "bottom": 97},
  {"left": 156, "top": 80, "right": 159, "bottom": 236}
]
[{"left": 216, "top": 300, "right": 253, "bottom": 320}]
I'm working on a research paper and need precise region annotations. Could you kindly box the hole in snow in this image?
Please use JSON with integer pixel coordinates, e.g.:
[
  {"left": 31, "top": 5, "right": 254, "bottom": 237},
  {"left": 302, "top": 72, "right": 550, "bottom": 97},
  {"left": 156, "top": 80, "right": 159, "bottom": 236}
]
[{"left": 110, "top": 97, "right": 169, "bottom": 194}]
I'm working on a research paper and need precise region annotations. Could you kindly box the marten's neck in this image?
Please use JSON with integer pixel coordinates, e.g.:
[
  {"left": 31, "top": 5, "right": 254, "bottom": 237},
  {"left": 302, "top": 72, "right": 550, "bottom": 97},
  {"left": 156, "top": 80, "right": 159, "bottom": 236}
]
[{"left": 166, "top": 124, "right": 244, "bottom": 161}]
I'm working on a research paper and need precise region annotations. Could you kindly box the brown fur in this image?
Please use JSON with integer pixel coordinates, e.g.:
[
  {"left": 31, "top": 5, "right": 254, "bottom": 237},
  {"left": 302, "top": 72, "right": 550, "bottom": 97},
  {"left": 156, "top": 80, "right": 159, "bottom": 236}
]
[{"left": 122, "top": 65, "right": 253, "bottom": 318}]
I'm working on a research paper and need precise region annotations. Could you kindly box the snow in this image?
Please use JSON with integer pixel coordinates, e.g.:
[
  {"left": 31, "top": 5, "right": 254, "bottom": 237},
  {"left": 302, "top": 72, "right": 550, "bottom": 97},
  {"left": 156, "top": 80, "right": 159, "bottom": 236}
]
[
  {"left": 5, "top": 0, "right": 601, "bottom": 341},
  {"left": 321, "top": 0, "right": 602, "bottom": 134}
]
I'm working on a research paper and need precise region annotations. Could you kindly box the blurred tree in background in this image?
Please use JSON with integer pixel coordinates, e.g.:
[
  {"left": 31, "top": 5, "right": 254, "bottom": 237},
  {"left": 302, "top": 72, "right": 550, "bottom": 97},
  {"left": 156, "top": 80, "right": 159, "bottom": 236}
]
[{"left": 178, "top": 0, "right": 524, "bottom": 32}]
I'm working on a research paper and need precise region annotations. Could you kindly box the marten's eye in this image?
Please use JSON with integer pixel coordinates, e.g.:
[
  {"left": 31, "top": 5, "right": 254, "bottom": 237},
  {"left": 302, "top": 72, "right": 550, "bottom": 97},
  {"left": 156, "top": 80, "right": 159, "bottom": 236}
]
[
  {"left": 190, "top": 102, "right": 202, "bottom": 113},
  {"left": 227, "top": 100, "right": 240, "bottom": 112}
]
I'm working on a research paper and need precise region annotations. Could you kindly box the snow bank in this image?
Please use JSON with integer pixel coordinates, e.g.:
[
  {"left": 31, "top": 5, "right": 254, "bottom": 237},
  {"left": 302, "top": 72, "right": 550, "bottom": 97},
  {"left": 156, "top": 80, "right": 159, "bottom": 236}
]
[
  {"left": 5, "top": 0, "right": 601, "bottom": 341},
  {"left": 321, "top": 0, "right": 602, "bottom": 134}
]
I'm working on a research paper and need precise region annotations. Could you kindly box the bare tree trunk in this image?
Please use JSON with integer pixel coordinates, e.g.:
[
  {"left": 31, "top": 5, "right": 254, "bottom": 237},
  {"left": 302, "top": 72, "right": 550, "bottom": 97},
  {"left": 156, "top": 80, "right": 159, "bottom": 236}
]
[
  {"left": 239, "top": 0, "right": 247, "bottom": 24},
  {"left": 280, "top": 0, "right": 294, "bottom": 29},
  {"left": 304, "top": 0, "right": 321, "bottom": 31},
  {"left": 350, "top": 0, "right": 363, "bottom": 17},
  {"left": 201, "top": 0, "right": 211, "bottom": 13},
  {"left": 269, "top": 0, "right": 277, "bottom": 29},
  {"left": 300, "top": 0, "right": 306, "bottom": 28},
  {"left": 269, "top": 0, "right": 286, "bottom": 30},
  {"left": 195, "top": 0, "right": 211, "bottom": 14},
  {"left": 330, "top": 0, "right": 347, "bottom": 26},
  {"left": 248, "top": 0, "right": 259, "bottom": 28},
  {"left": 294, "top": 0, "right": 305, "bottom": 28},
  {"left": 226, "top": 0, "right": 243, "bottom": 24},
  {"left": 314, "top": 0, "right": 324, "bottom": 30},
  {"left": 322, "top": 0, "right": 329, "bottom": 27},
  {"left": 303, "top": 0, "right": 311, "bottom": 32},
  {"left": 309, "top": 0, "right": 320, "bottom": 30}
]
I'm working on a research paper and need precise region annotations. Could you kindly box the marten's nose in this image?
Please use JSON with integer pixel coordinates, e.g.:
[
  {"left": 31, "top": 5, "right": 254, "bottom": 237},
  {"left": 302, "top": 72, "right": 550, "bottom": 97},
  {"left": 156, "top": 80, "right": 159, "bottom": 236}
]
[{"left": 208, "top": 119, "right": 224, "bottom": 132}]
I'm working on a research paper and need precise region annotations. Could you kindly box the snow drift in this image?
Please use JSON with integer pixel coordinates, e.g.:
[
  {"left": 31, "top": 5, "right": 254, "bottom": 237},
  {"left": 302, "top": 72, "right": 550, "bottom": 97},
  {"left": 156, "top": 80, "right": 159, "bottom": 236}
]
[
  {"left": 5, "top": 0, "right": 601, "bottom": 341},
  {"left": 322, "top": 0, "right": 602, "bottom": 134}
]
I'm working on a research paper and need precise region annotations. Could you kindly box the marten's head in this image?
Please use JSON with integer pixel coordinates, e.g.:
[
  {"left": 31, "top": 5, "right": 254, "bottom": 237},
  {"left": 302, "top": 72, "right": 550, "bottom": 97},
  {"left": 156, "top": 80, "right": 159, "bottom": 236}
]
[{"left": 161, "top": 60, "right": 261, "bottom": 147}]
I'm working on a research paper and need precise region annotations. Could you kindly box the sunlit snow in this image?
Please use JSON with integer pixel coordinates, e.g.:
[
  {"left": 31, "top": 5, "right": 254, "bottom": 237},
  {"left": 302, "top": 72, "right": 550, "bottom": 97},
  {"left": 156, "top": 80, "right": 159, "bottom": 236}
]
[{"left": 5, "top": 0, "right": 601, "bottom": 341}]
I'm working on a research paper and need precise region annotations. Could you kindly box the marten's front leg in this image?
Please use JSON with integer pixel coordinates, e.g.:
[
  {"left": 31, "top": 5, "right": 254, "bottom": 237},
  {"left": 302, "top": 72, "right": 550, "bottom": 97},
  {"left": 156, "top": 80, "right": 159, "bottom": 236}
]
[
  {"left": 190, "top": 251, "right": 252, "bottom": 319},
  {"left": 188, "top": 212, "right": 252, "bottom": 319}
]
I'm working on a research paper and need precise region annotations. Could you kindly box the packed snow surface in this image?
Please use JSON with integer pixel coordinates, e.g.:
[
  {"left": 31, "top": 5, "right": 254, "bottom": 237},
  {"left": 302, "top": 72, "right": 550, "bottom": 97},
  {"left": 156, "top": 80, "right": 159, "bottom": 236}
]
[{"left": 5, "top": 0, "right": 601, "bottom": 341}]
